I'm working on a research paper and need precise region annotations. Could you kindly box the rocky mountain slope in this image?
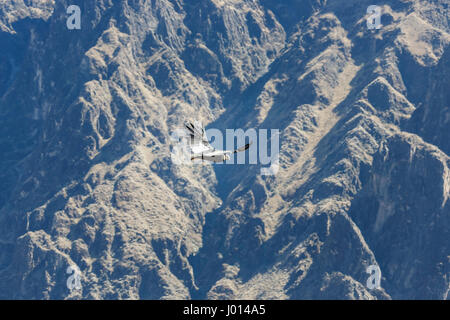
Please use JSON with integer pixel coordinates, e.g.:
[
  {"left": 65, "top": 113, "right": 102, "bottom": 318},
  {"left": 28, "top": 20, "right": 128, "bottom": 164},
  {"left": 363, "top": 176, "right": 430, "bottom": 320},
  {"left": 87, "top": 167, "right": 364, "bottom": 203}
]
[{"left": 0, "top": 0, "right": 448, "bottom": 299}]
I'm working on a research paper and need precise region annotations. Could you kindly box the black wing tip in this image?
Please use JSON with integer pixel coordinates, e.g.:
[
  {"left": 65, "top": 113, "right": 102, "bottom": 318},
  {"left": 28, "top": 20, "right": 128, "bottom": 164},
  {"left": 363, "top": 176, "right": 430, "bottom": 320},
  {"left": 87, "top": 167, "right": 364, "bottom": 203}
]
[
  {"left": 184, "top": 121, "right": 195, "bottom": 133},
  {"left": 185, "top": 120, "right": 203, "bottom": 130},
  {"left": 234, "top": 141, "right": 252, "bottom": 153}
]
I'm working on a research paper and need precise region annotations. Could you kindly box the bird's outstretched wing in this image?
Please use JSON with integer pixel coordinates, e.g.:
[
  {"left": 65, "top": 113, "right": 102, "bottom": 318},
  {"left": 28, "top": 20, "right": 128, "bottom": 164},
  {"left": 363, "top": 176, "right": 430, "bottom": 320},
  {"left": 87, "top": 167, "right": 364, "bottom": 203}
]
[
  {"left": 233, "top": 141, "right": 252, "bottom": 153},
  {"left": 185, "top": 121, "right": 209, "bottom": 145},
  {"left": 184, "top": 120, "right": 213, "bottom": 153}
]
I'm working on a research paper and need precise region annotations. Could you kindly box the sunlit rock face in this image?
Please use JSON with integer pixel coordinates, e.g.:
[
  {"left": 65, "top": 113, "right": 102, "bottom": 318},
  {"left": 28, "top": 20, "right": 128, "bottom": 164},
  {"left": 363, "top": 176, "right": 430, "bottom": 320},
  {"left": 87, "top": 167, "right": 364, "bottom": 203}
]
[{"left": 0, "top": 0, "right": 448, "bottom": 299}]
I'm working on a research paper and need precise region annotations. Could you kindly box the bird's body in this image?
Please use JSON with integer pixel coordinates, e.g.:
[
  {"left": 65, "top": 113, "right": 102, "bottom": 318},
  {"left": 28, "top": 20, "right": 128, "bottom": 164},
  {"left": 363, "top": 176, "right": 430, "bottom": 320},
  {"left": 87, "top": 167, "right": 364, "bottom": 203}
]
[{"left": 191, "top": 152, "right": 230, "bottom": 162}]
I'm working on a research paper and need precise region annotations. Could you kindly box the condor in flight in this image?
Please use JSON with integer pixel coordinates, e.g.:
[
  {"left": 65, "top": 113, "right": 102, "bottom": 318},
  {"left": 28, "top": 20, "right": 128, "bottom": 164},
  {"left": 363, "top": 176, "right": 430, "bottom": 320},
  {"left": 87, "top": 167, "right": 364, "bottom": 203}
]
[{"left": 184, "top": 121, "right": 251, "bottom": 162}]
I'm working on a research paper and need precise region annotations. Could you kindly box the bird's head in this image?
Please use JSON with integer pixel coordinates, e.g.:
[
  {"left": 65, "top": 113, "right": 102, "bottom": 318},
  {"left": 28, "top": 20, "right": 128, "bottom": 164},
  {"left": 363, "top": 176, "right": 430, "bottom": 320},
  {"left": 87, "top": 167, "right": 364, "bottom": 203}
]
[{"left": 224, "top": 154, "right": 230, "bottom": 161}]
